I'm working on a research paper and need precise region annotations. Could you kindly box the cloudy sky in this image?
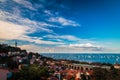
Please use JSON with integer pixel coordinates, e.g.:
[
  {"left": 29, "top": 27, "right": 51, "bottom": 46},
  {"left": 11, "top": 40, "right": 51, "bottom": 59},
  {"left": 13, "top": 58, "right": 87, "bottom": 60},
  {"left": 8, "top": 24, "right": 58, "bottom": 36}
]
[{"left": 0, "top": 0, "right": 120, "bottom": 53}]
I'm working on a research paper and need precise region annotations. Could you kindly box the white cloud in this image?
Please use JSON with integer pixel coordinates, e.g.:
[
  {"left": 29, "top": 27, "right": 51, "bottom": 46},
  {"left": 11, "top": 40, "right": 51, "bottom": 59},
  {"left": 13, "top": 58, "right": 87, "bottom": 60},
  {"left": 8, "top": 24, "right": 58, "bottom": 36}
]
[
  {"left": 19, "top": 42, "right": 119, "bottom": 53},
  {"left": 0, "top": 10, "right": 79, "bottom": 45},
  {"left": 49, "top": 17, "right": 80, "bottom": 27},
  {"left": 0, "top": 10, "right": 53, "bottom": 33},
  {"left": 69, "top": 43, "right": 95, "bottom": 48},
  {"left": 0, "top": 20, "right": 36, "bottom": 42},
  {"left": 0, "top": 0, "right": 6, "bottom": 2},
  {"left": 69, "top": 43, "right": 104, "bottom": 51},
  {"left": 0, "top": 5, "right": 82, "bottom": 46},
  {"left": 58, "top": 43, "right": 104, "bottom": 52},
  {"left": 44, "top": 10, "right": 53, "bottom": 16},
  {"left": 20, "top": 44, "right": 59, "bottom": 53},
  {"left": 33, "top": 39, "right": 64, "bottom": 45},
  {"left": 0, "top": 20, "right": 63, "bottom": 45},
  {"left": 60, "top": 35, "right": 81, "bottom": 41},
  {"left": 13, "top": 0, "right": 36, "bottom": 11},
  {"left": 44, "top": 35, "right": 81, "bottom": 41},
  {"left": 12, "top": 7, "right": 21, "bottom": 17},
  {"left": 0, "top": 20, "right": 30, "bottom": 40},
  {"left": 19, "top": 43, "right": 105, "bottom": 53},
  {"left": 0, "top": 10, "right": 105, "bottom": 52},
  {"left": 20, "top": 44, "right": 42, "bottom": 52}
]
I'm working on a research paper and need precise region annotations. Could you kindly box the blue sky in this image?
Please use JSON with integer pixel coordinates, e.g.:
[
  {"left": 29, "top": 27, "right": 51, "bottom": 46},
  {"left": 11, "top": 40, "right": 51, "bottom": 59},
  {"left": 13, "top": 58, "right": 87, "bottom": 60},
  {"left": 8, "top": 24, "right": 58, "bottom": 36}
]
[{"left": 0, "top": 0, "right": 120, "bottom": 53}]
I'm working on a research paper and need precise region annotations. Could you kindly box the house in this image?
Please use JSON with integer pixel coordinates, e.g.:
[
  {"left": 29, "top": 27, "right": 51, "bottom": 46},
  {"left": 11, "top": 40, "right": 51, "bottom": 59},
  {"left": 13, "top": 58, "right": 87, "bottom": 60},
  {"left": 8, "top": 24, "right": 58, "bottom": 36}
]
[{"left": 114, "top": 64, "right": 120, "bottom": 69}]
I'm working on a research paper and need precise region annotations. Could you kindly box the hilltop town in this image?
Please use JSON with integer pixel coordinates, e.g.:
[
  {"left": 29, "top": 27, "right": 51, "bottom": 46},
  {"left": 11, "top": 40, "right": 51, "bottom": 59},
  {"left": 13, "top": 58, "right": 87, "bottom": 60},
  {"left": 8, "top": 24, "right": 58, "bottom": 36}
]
[{"left": 0, "top": 43, "right": 120, "bottom": 80}]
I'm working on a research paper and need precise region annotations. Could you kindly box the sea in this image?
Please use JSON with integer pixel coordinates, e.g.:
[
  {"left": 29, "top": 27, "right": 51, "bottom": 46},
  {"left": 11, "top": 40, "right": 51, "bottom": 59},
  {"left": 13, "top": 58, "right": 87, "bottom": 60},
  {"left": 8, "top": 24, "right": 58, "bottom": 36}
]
[{"left": 41, "top": 53, "right": 120, "bottom": 64}]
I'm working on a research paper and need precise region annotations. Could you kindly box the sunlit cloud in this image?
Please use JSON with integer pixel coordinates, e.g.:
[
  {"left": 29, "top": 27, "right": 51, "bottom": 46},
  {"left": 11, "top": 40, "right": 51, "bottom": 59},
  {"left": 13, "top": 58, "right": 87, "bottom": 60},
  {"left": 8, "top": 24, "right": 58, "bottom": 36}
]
[
  {"left": 0, "top": 20, "right": 63, "bottom": 45},
  {"left": 0, "top": 10, "right": 53, "bottom": 33},
  {"left": 0, "top": 20, "right": 30, "bottom": 40},
  {"left": 19, "top": 43, "right": 105, "bottom": 53}
]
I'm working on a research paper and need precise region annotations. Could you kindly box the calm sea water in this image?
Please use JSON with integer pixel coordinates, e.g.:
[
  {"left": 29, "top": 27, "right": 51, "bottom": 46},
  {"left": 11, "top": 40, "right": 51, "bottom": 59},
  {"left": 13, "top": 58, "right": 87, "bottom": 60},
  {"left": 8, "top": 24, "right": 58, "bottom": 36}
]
[{"left": 41, "top": 53, "right": 120, "bottom": 64}]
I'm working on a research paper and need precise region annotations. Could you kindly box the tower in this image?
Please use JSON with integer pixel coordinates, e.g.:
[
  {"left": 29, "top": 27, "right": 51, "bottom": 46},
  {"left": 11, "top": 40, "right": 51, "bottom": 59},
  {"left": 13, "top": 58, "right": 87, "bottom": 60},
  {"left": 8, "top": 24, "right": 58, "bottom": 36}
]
[{"left": 15, "top": 41, "right": 17, "bottom": 47}]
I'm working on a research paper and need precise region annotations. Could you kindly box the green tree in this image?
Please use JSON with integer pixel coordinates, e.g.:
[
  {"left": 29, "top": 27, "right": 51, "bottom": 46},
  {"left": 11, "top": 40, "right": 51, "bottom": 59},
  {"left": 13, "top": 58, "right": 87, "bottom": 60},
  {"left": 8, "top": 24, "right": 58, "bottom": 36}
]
[
  {"left": 106, "top": 66, "right": 120, "bottom": 80},
  {"left": 14, "top": 64, "right": 49, "bottom": 80},
  {"left": 91, "top": 68, "right": 107, "bottom": 80}
]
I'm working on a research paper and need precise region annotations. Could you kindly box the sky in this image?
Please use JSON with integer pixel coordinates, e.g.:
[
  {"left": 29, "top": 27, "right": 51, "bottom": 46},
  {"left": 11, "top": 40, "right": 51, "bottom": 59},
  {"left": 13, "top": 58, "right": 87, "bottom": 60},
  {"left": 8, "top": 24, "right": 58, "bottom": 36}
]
[{"left": 0, "top": 0, "right": 120, "bottom": 53}]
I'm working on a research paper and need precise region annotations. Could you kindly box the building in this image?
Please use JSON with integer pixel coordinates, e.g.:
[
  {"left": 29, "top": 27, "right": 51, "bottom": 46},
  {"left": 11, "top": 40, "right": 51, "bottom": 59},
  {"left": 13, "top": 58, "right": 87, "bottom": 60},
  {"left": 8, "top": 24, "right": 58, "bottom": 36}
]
[{"left": 114, "top": 64, "right": 120, "bottom": 69}]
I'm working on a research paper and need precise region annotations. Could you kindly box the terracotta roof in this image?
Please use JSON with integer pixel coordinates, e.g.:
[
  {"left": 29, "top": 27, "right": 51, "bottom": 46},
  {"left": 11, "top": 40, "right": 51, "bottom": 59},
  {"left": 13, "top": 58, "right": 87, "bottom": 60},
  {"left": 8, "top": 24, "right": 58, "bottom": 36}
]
[
  {"left": 114, "top": 64, "right": 120, "bottom": 66},
  {"left": 0, "top": 69, "right": 9, "bottom": 80}
]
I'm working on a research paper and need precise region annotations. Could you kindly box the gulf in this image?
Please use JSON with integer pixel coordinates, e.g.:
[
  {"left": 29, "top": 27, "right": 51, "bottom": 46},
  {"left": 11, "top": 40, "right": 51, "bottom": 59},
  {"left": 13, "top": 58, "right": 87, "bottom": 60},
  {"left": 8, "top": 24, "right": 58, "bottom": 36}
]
[{"left": 41, "top": 53, "right": 120, "bottom": 64}]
